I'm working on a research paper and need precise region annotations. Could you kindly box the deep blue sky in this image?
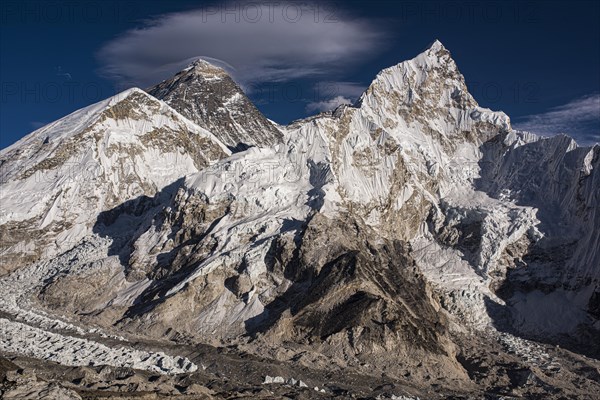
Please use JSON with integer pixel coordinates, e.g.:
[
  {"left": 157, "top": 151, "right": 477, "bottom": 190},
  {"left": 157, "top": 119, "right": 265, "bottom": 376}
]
[{"left": 1, "top": 0, "right": 599, "bottom": 148}]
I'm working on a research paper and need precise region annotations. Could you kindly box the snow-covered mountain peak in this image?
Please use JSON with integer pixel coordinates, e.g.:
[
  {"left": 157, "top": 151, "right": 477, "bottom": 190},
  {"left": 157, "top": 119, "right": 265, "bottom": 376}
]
[
  {"left": 107, "top": 86, "right": 148, "bottom": 103},
  {"left": 1, "top": 87, "right": 229, "bottom": 175},
  {"left": 1, "top": 87, "right": 145, "bottom": 156},
  {"left": 427, "top": 38, "right": 446, "bottom": 52},
  {"left": 0, "top": 87, "right": 230, "bottom": 274},
  {"left": 356, "top": 41, "right": 510, "bottom": 142},
  {"left": 360, "top": 39, "right": 469, "bottom": 108}
]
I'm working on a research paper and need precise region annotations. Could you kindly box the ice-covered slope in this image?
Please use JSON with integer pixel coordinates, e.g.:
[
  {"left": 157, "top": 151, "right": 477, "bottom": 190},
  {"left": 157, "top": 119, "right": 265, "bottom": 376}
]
[
  {"left": 0, "top": 40, "right": 598, "bottom": 394},
  {"left": 476, "top": 131, "right": 600, "bottom": 337},
  {"left": 0, "top": 88, "right": 230, "bottom": 275},
  {"left": 83, "top": 41, "right": 597, "bottom": 348},
  {"left": 147, "top": 59, "right": 283, "bottom": 151}
]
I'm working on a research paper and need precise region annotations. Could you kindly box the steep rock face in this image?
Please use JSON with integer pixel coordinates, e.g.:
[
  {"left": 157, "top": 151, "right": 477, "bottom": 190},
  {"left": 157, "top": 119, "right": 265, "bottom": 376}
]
[
  {"left": 245, "top": 214, "right": 463, "bottom": 382},
  {"left": 0, "top": 88, "right": 229, "bottom": 275},
  {"left": 147, "top": 60, "right": 283, "bottom": 151},
  {"left": 476, "top": 132, "right": 600, "bottom": 342},
  {"left": 478, "top": 132, "right": 599, "bottom": 284}
]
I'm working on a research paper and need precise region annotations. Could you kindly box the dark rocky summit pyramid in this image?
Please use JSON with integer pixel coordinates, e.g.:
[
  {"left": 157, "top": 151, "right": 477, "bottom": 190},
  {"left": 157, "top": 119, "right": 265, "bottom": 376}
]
[{"left": 147, "top": 59, "right": 283, "bottom": 151}]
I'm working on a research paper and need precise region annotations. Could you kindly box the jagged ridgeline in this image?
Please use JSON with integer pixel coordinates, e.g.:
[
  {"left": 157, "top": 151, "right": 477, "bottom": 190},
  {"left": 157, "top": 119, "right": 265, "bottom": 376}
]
[{"left": 1, "top": 41, "right": 599, "bottom": 398}]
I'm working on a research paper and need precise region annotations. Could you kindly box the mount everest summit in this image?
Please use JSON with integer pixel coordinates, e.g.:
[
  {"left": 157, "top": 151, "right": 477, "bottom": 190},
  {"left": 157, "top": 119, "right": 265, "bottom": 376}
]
[{"left": 0, "top": 40, "right": 599, "bottom": 399}]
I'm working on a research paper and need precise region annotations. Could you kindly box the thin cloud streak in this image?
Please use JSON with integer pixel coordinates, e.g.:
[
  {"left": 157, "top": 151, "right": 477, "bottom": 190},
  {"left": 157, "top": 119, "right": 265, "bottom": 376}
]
[{"left": 514, "top": 94, "right": 600, "bottom": 145}]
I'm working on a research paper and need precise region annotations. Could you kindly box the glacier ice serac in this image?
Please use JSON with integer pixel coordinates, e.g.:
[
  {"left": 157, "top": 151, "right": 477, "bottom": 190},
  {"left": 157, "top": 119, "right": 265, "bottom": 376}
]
[{"left": 0, "top": 40, "right": 598, "bottom": 397}]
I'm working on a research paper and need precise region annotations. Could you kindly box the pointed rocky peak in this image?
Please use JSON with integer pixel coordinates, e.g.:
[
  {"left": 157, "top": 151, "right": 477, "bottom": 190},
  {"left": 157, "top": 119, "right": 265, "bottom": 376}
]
[
  {"left": 412, "top": 39, "right": 456, "bottom": 69},
  {"left": 356, "top": 40, "right": 511, "bottom": 138},
  {"left": 423, "top": 39, "right": 450, "bottom": 58},
  {"left": 147, "top": 59, "right": 283, "bottom": 151},
  {"left": 97, "top": 88, "right": 164, "bottom": 123},
  {"left": 428, "top": 39, "right": 446, "bottom": 51},
  {"left": 184, "top": 59, "right": 229, "bottom": 78},
  {"left": 411, "top": 40, "right": 468, "bottom": 85},
  {"left": 359, "top": 39, "right": 473, "bottom": 108}
]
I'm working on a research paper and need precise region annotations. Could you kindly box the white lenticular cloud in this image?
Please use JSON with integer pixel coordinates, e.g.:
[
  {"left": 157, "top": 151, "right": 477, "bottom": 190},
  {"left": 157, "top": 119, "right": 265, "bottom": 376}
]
[
  {"left": 514, "top": 94, "right": 600, "bottom": 145},
  {"left": 96, "top": 2, "right": 386, "bottom": 90}
]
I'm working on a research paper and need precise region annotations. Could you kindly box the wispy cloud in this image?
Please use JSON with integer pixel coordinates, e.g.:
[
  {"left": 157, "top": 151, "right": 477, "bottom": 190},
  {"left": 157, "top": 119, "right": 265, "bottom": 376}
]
[
  {"left": 317, "top": 81, "right": 366, "bottom": 100},
  {"left": 513, "top": 94, "right": 600, "bottom": 146},
  {"left": 305, "top": 81, "right": 366, "bottom": 112},
  {"left": 96, "top": 2, "right": 386, "bottom": 90},
  {"left": 30, "top": 121, "right": 48, "bottom": 130},
  {"left": 306, "top": 95, "right": 353, "bottom": 113}
]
